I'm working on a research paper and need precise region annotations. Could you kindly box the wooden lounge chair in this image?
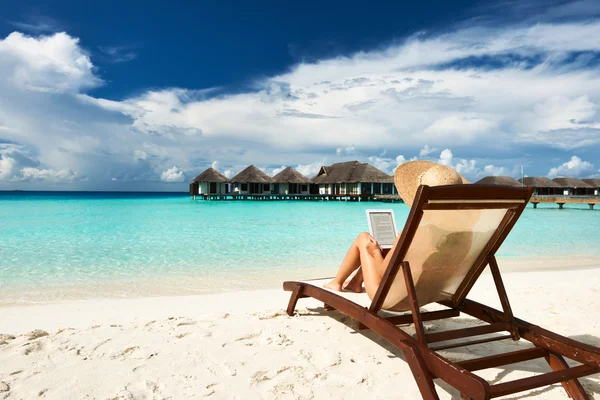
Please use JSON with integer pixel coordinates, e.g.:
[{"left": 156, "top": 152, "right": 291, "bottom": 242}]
[{"left": 284, "top": 184, "right": 600, "bottom": 399}]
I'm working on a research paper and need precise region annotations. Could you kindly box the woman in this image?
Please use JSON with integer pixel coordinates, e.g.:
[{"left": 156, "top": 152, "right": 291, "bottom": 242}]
[
  {"left": 324, "top": 160, "right": 468, "bottom": 301},
  {"left": 324, "top": 232, "right": 394, "bottom": 298}
]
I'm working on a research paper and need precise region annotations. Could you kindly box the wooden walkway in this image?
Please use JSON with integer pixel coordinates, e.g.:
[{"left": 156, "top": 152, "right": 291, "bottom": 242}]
[
  {"left": 531, "top": 196, "right": 600, "bottom": 209},
  {"left": 191, "top": 194, "right": 600, "bottom": 208}
]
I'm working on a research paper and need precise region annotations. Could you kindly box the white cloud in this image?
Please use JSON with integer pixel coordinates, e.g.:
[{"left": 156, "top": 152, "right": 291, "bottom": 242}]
[
  {"left": 419, "top": 145, "right": 437, "bottom": 157},
  {"left": 9, "top": 16, "right": 62, "bottom": 34},
  {"left": 438, "top": 148, "right": 478, "bottom": 177},
  {"left": 424, "top": 116, "right": 497, "bottom": 143},
  {"left": 270, "top": 165, "right": 286, "bottom": 176},
  {"left": 98, "top": 45, "right": 137, "bottom": 63},
  {"left": 483, "top": 164, "right": 511, "bottom": 177},
  {"left": 0, "top": 151, "right": 21, "bottom": 181},
  {"left": 336, "top": 145, "right": 356, "bottom": 156},
  {"left": 532, "top": 95, "right": 597, "bottom": 131},
  {"left": 548, "top": 156, "right": 595, "bottom": 178},
  {"left": 0, "top": 143, "right": 76, "bottom": 182},
  {"left": 0, "top": 32, "right": 100, "bottom": 92},
  {"left": 21, "top": 167, "right": 76, "bottom": 182},
  {"left": 133, "top": 150, "right": 147, "bottom": 161},
  {"left": 211, "top": 160, "right": 220, "bottom": 171},
  {"left": 160, "top": 166, "right": 184, "bottom": 182},
  {"left": 439, "top": 149, "right": 453, "bottom": 166},
  {"left": 295, "top": 162, "right": 323, "bottom": 179},
  {"left": 395, "top": 155, "right": 406, "bottom": 165},
  {"left": 3, "top": 12, "right": 600, "bottom": 189},
  {"left": 368, "top": 156, "right": 393, "bottom": 173}
]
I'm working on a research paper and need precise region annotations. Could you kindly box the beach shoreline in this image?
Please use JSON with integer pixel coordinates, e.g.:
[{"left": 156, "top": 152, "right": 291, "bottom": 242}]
[{"left": 2, "top": 254, "right": 600, "bottom": 307}]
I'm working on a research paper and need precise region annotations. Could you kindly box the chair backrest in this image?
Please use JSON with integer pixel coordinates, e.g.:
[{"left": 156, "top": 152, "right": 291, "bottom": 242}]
[{"left": 370, "top": 184, "right": 533, "bottom": 312}]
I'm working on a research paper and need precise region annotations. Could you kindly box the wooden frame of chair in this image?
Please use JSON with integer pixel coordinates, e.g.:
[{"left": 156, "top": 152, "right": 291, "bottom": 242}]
[{"left": 283, "top": 184, "right": 600, "bottom": 399}]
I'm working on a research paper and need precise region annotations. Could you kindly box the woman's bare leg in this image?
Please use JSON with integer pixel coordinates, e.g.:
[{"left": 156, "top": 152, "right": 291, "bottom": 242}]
[
  {"left": 359, "top": 244, "right": 388, "bottom": 299},
  {"left": 344, "top": 267, "right": 364, "bottom": 293},
  {"left": 324, "top": 232, "right": 367, "bottom": 291},
  {"left": 345, "top": 249, "right": 392, "bottom": 293}
]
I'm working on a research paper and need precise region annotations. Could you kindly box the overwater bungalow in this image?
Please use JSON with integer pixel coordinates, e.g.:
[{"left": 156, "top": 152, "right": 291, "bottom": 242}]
[
  {"left": 552, "top": 178, "right": 594, "bottom": 196},
  {"left": 582, "top": 179, "right": 600, "bottom": 196},
  {"left": 312, "top": 161, "right": 395, "bottom": 196},
  {"left": 475, "top": 176, "right": 522, "bottom": 187},
  {"left": 518, "top": 177, "right": 562, "bottom": 196},
  {"left": 189, "top": 167, "right": 229, "bottom": 196},
  {"left": 230, "top": 165, "right": 275, "bottom": 195},
  {"left": 272, "top": 167, "right": 314, "bottom": 195}
]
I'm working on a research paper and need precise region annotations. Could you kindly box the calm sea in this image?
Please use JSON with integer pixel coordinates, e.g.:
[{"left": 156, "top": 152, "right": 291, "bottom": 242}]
[{"left": 1, "top": 191, "right": 599, "bottom": 304}]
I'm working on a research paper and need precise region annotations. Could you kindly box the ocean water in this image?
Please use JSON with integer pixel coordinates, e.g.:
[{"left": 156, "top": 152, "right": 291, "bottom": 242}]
[{"left": 1, "top": 191, "right": 599, "bottom": 303}]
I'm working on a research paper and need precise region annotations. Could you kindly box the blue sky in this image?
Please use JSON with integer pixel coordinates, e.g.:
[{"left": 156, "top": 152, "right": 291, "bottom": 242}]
[{"left": 1, "top": 0, "right": 600, "bottom": 190}]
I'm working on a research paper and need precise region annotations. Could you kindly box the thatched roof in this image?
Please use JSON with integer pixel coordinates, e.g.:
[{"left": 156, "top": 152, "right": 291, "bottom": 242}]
[
  {"left": 312, "top": 161, "right": 393, "bottom": 184},
  {"left": 191, "top": 168, "right": 229, "bottom": 183},
  {"left": 552, "top": 178, "right": 593, "bottom": 188},
  {"left": 475, "top": 176, "right": 522, "bottom": 187},
  {"left": 582, "top": 179, "right": 600, "bottom": 187},
  {"left": 230, "top": 165, "right": 275, "bottom": 184},
  {"left": 518, "top": 177, "right": 561, "bottom": 188},
  {"left": 272, "top": 167, "right": 312, "bottom": 184}
]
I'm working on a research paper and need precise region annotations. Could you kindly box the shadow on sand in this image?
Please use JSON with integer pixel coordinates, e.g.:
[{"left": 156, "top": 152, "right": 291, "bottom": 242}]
[{"left": 299, "top": 307, "right": 600, "bottom": 399}]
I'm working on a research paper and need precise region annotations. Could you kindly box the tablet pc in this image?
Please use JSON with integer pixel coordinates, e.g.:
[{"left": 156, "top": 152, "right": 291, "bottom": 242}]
[{"left": 366, "top": 209, "right": 398, "bottom": 249}]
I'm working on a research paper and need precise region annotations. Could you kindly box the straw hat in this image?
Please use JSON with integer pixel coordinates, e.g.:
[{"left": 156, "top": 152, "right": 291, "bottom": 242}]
[
  {"left": 394, "top": 161, "right": 469, "bottom": 207},
  {"left": 394, "top": 160, "right": 478, "bottom": 233}
]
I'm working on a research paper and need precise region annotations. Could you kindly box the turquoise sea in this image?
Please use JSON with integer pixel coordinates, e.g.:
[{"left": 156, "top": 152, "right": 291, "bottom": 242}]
[{"left": 1, "top": 191, "right": 599, "bottom": 304}]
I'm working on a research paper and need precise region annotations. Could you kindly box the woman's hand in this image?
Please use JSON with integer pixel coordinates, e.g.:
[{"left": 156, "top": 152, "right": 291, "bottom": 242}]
[{"left": 365, "top": 235, "right": 380, "bottom": 255}]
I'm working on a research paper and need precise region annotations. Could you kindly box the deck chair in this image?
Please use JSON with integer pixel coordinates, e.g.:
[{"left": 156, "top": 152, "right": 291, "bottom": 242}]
[{"left": 284, "top": 184, "right": 600, "bottom": 399}]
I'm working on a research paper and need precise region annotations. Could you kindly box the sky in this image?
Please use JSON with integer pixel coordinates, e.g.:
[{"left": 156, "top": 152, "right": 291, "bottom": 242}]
[{"left": 1, "top": 0, "right": 600, "bottom": 191}]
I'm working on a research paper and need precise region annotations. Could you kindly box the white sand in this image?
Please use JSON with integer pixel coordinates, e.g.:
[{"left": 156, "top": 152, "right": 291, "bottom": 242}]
[{"left": 0, "top": 268, "right": 599, "bottom": 399}]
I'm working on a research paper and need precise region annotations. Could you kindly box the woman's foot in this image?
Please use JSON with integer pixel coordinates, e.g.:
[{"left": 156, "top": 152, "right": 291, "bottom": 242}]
[
  {"left": 343, "top": 276, "right": 364, "bottom": 293},
  {"left": 324, "top": 280, "right": 343, "bottom": 291}
]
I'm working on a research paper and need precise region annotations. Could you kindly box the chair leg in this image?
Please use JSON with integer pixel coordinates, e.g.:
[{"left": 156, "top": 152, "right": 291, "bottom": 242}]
[
  {"left": 545, "top": 352, "right": 589, "bottom": 400},
  {"left": 402, "top": 261, "right": 427, "bottom": 345},
  {"left": 488, "top": 256, "right": 520, "bottom": 341},
  {"left": 403, "top": 346, "right": 440, "bottom": 400},
  {"left": 286, "top": 286, "right": 303, "bottom": 316}
]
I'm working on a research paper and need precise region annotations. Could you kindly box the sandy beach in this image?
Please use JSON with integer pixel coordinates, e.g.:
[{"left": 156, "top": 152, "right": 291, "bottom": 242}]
[{"left": 1, "top": 266, "right": 599, "bottom": 399}]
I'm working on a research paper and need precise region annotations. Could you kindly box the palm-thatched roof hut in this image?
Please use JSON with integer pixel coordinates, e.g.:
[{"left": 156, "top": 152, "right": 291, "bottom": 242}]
[
  {"left": 552, "top": 178, "right": 594, "bottom": 195},
  {"left": 313, "top": 161, "right": 393, "bottom": 184},
  {"left": 230, "top": 165, "right": 275, "bottom": 183},
  {"left": 189, "top": 167, "right": 229, "bottom": 195},
  {"left": 312, "top": 161, "right": 394, "bottom": 195},
  {"left": 191, "top": 168, "right": 229, "bottom": 183},
  {"left": 475, "top": 176, "right": 522, "bottom": 187},
  {"left": 518, "top": 177, "right": 561, "bottom": 196},
  {"left": 272, "top": 167, "right": 313, "bottom": 195},
  {"left": 230, "top": 165, "right": 275, "bottom": 194},
  {"left": 582, "top": 179, "right": 600, "bottom": 195},
  {"left": 272, "top": 167, "right": 312, "bottom": 184},
  {"left": 583, "top": 178, "right": 600, "bottom": 187}
]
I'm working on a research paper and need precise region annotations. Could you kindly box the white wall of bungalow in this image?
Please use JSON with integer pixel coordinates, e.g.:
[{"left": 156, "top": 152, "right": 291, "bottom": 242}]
[
  {"left": 232, "top": 182, "right": 272, "bottom": 195},
  {"left": 276, "top": 183, "right": 310, "bottom": 195},
  {"left": 318, "top": 182, "right": 396, "bottom": 196},
  {"left": 196, "top": 182, "right": 228, "bottom": 195}
]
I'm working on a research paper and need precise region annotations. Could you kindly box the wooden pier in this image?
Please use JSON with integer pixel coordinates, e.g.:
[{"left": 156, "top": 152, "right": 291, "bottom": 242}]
[
  {"left": 192, "top": 194, "right": 403, "bottom": 202},
  {"left": 530, "top": 196, "right": 600, "bottom": 209},
  {"left": 192, "top": 193, "right": 600, "bottom": 208}
]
